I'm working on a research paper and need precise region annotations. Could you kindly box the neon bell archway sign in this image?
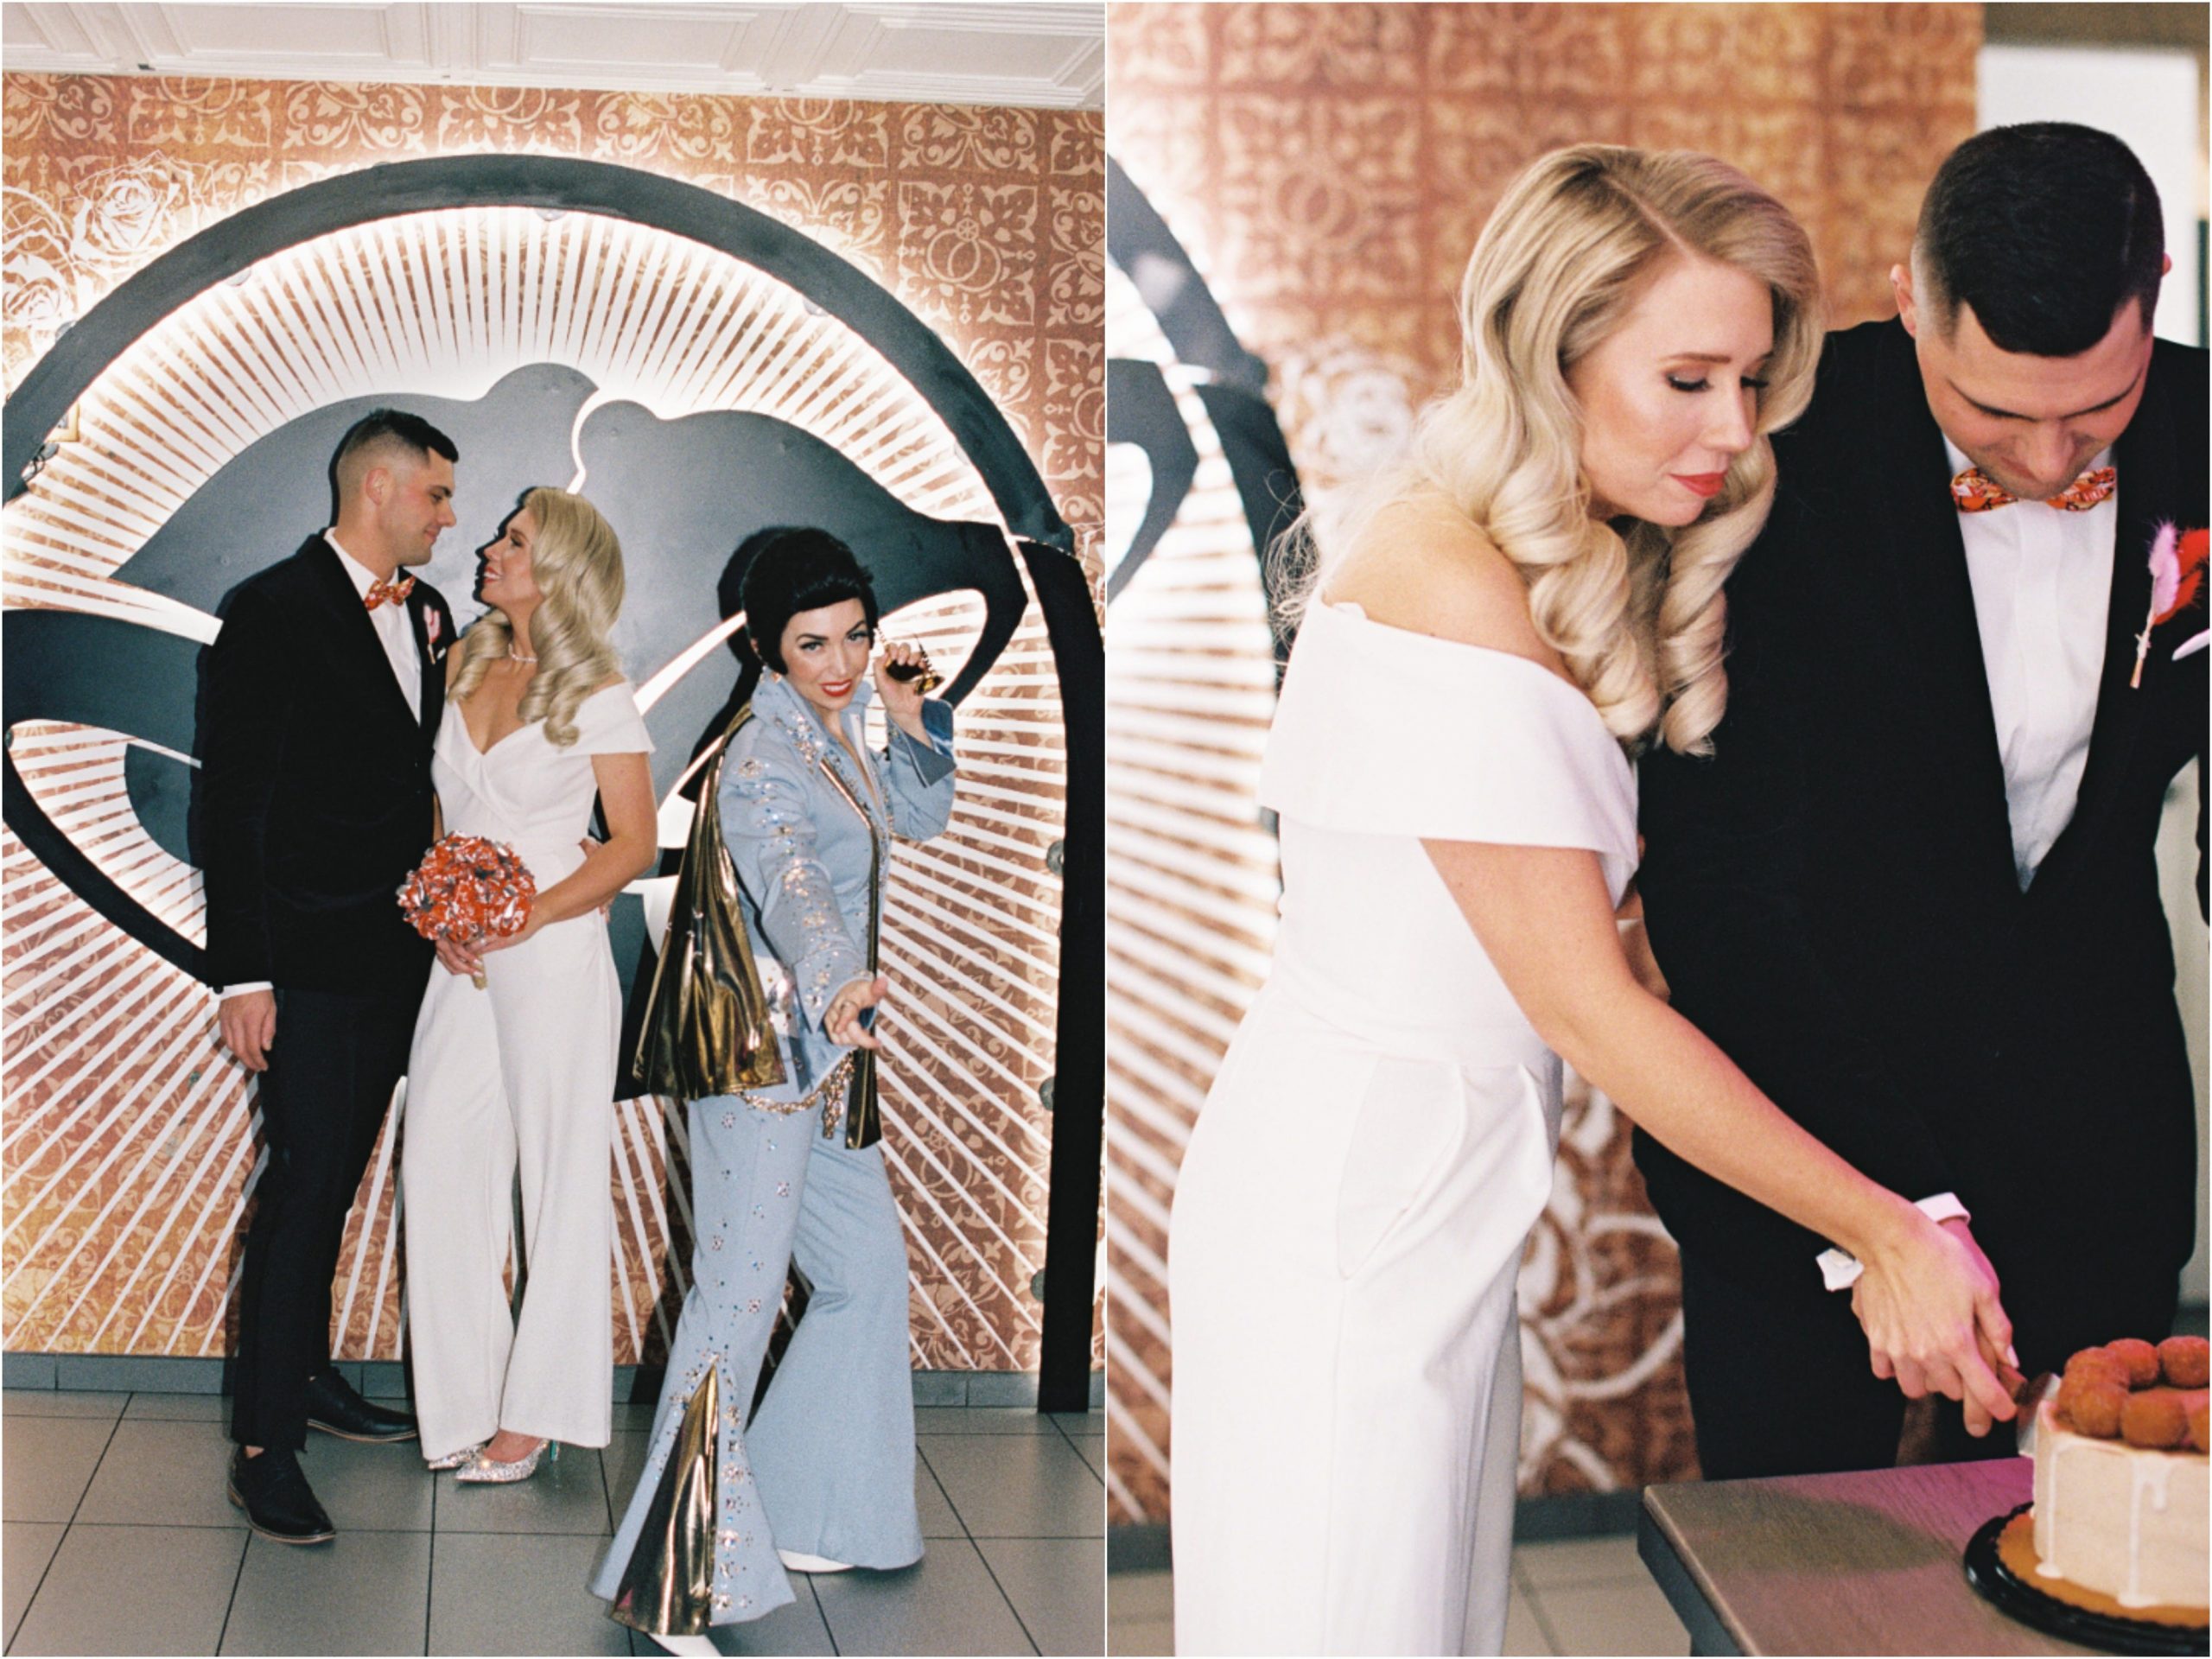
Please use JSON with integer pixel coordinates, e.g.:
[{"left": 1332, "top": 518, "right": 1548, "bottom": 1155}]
[{"left": 2, "top": 154, "right": 1103, "bottom": 1410}]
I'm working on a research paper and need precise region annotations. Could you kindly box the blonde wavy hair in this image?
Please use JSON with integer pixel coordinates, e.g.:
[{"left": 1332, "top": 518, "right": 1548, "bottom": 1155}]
[
  {"left": 1285, "top": 145, "right": 1823, "bottom": 755},
  {"left": 449, "top": 486, "right": 626, "bottom": 747}
]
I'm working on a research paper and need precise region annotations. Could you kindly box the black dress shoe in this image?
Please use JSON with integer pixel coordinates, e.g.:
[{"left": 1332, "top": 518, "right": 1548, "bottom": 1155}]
[
  {"left": 228, "top": 1447, "right": 335, "bottom": 1545},
  {"left": 304, "top": 1370, "right": 418, "bottom": 1443}
]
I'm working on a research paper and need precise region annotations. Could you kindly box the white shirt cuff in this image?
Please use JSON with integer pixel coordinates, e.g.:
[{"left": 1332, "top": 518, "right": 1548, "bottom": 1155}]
[
  {"left": 1817, "top": 1192, "right": 1969, "bottom": 1291},
  {"left": 219, "top": 982, "right": 274, "bottom": 1000}
]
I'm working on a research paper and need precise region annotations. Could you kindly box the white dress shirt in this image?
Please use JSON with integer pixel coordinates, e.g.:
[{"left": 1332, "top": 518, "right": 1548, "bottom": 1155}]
[
  {"left": 1818, "top": 445, "right": 2115, "bottom": 1288},
  {"left": 219, "top": 531, "right": 423, "bottom": 1002},
  {"left": 327, "top": 529, "right": 423, "bottom": 723},
  {"left": 1947, "top": 439, "right": 2115, "bottom": 891}
]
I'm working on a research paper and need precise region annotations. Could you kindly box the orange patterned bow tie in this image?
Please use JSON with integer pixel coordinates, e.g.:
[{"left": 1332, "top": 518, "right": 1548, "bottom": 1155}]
[
  {"left": 1952, "top": 465, "right": 2116, "bottom": 513},
  {"left": 364, "top": 574, "right": 416, "bottom": 611}
]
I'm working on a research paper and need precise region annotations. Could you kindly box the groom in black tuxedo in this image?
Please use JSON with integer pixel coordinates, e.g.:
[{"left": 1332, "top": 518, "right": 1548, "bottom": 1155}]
[
  {"left": 1637, "top": 124, "right": 2207, "bottom": 1478},
  {"left": 202, "top": 410, "right": 459, "bottom": 1540}
]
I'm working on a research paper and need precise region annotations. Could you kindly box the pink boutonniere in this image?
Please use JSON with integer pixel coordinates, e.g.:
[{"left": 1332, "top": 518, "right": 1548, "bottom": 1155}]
[
  {"left": 2132, "top": 524, "right": 2207, "bottom": 687},
  {"left": 424, "top": 607, "right": 442, "bottom": 647}
]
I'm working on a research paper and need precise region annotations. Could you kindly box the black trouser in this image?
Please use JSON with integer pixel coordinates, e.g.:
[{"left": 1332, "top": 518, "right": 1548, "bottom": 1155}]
[
  {"left": 1678, "top": 1248, "right": 2013, "bottom": 1480},
  {"left": 230, "top": 985, "right": 418, "bottom": 1452}
]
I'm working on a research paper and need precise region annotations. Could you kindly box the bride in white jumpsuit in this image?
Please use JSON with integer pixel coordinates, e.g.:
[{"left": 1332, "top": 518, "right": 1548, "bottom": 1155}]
[
  {"left": 402, "top": 487, "right": 658, "bottom": 1475},
  {"left": 1168, "top": 145, "right": 2022, "bottom": 1656}
]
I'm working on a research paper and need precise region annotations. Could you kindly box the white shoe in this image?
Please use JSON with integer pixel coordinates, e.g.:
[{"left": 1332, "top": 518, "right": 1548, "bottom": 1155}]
[
  {"left": 649, "top": 1636, "right": 717, "bottom": 1656},
  {"left": 776, "top": 1548, "right": 853, "bottom": 1574}
]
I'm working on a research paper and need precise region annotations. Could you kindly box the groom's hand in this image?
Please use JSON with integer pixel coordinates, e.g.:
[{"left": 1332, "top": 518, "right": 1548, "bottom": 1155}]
[
  {"left": 1853, "top": 1212, "right": 2015, "bottom": 1434},
  {"left": 1615, "top": 885, "right": 1669, "bottom": 1001},
  {"left": 219, "top": 988, "right": 278, "bottom": 1072},
  {"left": 1938, "top": 1217, "right": 2015, "bottom": 1438}
]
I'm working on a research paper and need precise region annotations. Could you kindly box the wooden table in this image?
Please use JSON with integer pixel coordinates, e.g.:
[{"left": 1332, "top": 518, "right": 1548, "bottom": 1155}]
[{"left": 1638, "top": 1458, "right": 2108, "bottom": 1656}]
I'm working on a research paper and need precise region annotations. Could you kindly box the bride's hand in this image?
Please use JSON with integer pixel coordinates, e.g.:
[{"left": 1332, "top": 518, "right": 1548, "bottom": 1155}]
[
  {"left": 476, "top": 911, "right": 543, "bottom": 957},
  {"left": 1850, "top": 1205, "right": 2016, "bottom": 1433},
  {"left": 434, "top": 936, "right": 481, "bottom": 978}
]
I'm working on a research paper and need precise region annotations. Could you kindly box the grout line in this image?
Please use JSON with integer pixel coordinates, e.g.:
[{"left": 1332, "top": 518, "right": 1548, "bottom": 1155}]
[
  {"left": 967, "top": 1535, "right": 1043, "bottom": 1658},
  {"left": 809, "top": 1572, "right": 841, "bottom": 1657},
  {"left": 1518, "top": 1576, "right": 1568, "bottom": 1659},
  {"left": 59, "top": 1399, "right": 130, "bottom": 1530},
  {"left": 4, "top": 1397, "right": 128, "bottom": 1653},
  {"left": 217, "top": 1535, "right": 255, "bottom": 1653},
  {"left": 214, "top": 1408, "right": 254, "bottom": 1656},
  {"left": 1046, "top": 1412, "right": 1080, "bottom": 1460},
  {"left": 917, "top": 1424, "right": 1029, "bottom": 1654},
  {"left": 60, "top": 1530, "right": 311, "bottom": 1539},
  {"left": 917, "top": 1438, "right": 981, "bottom": 1549},
  {"left": 1059, "top": 1415, "right": 1106, "bottom": 1497},
  {"left": 931, "top": 1417, "right": 1046, "bottom": 1659}
]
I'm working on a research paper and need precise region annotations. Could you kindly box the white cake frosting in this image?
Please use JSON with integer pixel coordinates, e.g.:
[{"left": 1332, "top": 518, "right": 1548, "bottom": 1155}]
[{"left": 2031, "top": 1399, "right": 2209, "bottom": 1611}]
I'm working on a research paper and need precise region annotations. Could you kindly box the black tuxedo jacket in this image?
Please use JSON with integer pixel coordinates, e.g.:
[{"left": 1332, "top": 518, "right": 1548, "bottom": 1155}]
[
  {"left": 1636, "top": 319, "right": 2208, "bottom": 1316},
  {"left": 200, "top": 537, "right": 454, "bottom": 996}
]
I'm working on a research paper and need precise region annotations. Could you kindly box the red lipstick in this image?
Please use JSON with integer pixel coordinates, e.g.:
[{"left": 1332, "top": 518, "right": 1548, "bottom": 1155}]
[{"left": 1671, "top": 473, "right": 1726, "bottom": 499}]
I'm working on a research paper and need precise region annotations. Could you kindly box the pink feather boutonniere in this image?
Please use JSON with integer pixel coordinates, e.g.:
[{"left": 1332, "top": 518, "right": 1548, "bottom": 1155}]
[{"left": 2132, "top": 523, "right": 2208, "bottom": 687}]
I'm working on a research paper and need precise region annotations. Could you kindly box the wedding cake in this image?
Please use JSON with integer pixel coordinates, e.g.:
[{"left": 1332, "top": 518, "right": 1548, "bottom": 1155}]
[{"left": 2019, "top": 1337, "right": 2209, "bottom": 1621}]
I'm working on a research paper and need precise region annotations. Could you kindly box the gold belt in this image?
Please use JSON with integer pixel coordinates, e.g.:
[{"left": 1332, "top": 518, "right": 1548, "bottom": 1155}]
[{"left": 734, "top": 1052, "right": 856, "bottom": 1141}]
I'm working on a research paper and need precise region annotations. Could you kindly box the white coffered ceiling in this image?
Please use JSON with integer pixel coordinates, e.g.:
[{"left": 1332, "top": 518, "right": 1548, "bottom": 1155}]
[{"left": 0, "top": 2, "right": 1103, "bottom": 107}]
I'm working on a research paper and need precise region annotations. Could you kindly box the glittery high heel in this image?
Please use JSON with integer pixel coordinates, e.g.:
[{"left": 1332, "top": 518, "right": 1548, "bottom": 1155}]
[
  {"left": 424, "top": 1442, "right": 486, "bottom": 1472},
  {"left": 453, "top": 1436, "right": 557, "bottom": 1484}
]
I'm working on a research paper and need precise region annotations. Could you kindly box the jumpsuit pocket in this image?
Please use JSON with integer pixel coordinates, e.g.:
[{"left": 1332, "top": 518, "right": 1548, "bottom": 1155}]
[{"left": 1334, "top": 1055, "right": 1465, "bottom": 1280}]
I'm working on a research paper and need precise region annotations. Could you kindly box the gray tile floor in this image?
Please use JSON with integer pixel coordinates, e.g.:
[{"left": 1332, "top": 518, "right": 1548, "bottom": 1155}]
[
  {"left": 3, "top": 1392, "right": 1103, "bottom": 1656},
  {"left": 1107, "top": 1535, "right": 1690, "bottom": 1656}
]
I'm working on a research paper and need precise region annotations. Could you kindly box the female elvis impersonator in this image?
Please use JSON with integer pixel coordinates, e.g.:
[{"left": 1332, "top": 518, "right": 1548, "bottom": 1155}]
[{"left": 592, "top": 528, "right": 957, "bottom": 1647}]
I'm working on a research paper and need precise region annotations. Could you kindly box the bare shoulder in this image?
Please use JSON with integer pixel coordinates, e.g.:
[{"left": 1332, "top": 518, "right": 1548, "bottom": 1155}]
[{"left": 1323, "top": 494, "right": 1554, "bottom": 666}]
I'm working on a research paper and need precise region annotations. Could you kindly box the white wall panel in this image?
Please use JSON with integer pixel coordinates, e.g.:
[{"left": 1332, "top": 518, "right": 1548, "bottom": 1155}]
[{"left": 0, "top": 1, "right": 1103, "bottom": 106}]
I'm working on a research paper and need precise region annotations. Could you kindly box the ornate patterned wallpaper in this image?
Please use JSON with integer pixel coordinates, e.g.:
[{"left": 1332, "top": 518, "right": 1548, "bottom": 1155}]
[
  {"left": 1109, "top": 1, "right": 1976, "bottom": 506},
  {"left": 1103, "top": 1, "right": 1977, "bottom": 1523},
  {"left": 3, "top": 75, "right": 1103, "bottom": 540},
  {"left": 1, "top": 72, "right": 1103, "bottom": 1374}
]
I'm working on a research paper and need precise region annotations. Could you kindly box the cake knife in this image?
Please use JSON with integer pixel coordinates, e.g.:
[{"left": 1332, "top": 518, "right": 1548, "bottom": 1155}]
[{"left": 2004, "top": 1367, "right": 2056, "bottom": 1458}]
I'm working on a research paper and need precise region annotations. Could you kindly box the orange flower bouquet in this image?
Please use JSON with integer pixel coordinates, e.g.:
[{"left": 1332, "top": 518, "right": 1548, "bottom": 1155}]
[{"left": 397, "top": 835, "right": 536, "bottom": 988}]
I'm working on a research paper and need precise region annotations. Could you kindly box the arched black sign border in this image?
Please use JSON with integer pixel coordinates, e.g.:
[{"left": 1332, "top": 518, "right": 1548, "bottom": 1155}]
[
  {"left": 1098, "top": 159, "right": 1306, "bottom": 1451},
  {"left": 1103, "top": 156, "right": 1304, "bottom": 659},
  {"left": 0, "top": 153, "right": 1101, "bottom": 1411},
  {"left": 4, "top": 153, "right": 1070, "bottom": 553}
]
